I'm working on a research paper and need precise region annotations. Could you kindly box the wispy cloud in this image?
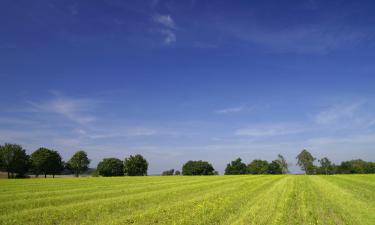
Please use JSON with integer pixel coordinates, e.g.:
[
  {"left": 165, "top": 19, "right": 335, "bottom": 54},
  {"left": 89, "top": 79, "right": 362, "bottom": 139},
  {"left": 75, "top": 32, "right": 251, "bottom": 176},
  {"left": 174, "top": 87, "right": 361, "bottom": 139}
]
[
  {"left": 153, "top": 14, "right": 176, "bottom": 29},
  {"left": 152, "top": 14, "right": 176, "bottom": 45},
  {"left": 314, "top": 102, "right": 363, "bottom": 125},
  {"left": 28, "top": 95, "right": 96, "bottom": 124},
  {"left": 215, "top": 106, "right": 244, "bottom": 114},
  {"left": 88, "top": 127, "right": 157, "bottom": 139},
  {"left": 160, "top": 29, "right": 176, "bottom": 44},
  {"left": 235, "top": 123, "right": 303, "bottom": 137}
]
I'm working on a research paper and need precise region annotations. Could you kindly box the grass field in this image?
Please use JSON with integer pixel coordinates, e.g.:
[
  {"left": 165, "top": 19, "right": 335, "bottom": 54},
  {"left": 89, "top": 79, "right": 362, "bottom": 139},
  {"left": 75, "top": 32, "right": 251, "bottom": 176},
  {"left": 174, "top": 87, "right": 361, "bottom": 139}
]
[{"left": 0, "top": 175, "right": 374, "bottom": 225}]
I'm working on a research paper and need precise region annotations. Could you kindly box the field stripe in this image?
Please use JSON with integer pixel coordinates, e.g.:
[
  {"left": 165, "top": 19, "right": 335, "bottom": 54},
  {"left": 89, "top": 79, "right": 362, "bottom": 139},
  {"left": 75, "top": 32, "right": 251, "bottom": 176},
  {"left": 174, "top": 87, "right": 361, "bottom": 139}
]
[
  {"left": 108, "top": 176, "right": 282, "bottom": 225},
  {"left": 0, "top": 176, "right": 260, "bottom": 224}
]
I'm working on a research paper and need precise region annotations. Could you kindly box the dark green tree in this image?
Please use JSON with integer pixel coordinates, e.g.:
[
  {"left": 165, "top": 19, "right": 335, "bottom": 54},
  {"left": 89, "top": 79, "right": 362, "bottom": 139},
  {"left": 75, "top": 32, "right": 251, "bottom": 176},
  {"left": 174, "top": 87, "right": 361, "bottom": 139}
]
[
  {"left": 337, "top": 159, "right": 369, "bottom": 174},
  {"left": 97, "top": 158, "right": 124, "bottom": 177},
  {"left": 247, "top": 160, "right": 269, "bottom": 174},
  {"left": 68, "top": 150, "right": 90, "bottom": 177},
  {"left": 224, "top": 158, "right": 247, "bottom": 175},
  {"left": 174, "top": 170, "right": 181, "bottom": 175},
  {"left": 30, "top": 148, "right": 63, "bottom": 178},
  {"left": 317, "top": 157, "right": 335, "bottom": 175},
  {"left": 123, "top": 154, "right": 148, "bottom": 176},
  {"left": 267, "top": 160, "right": 282, "bottom": 174},
  {"left": 162, "top": 169, "right": 174, "bottom": 176},
  {"left": 276, "top": 154, "right": 289, "bottom": 174},
  {"left": 296, "top": 149, "right": 316, "bottom": 174},
  {"left": 182, "top": 160, "right": 215, "bottom": 175},
  {"left": 0, "top": 143, "right": 29, "bottom": 178}
]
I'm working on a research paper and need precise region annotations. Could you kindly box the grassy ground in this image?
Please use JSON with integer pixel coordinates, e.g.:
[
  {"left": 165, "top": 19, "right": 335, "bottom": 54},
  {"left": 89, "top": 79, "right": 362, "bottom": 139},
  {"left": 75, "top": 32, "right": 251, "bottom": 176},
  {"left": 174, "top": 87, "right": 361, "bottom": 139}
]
[{"left": 0, "top": 175, "right": 374, "bottom": 225}]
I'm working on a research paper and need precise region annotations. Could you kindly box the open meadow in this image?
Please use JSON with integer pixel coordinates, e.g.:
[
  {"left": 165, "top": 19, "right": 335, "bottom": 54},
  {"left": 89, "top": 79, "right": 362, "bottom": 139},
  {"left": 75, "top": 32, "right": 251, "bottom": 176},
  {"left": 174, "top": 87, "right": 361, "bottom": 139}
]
[{"left": 0, "top": 175, "right": 375, "bottom": 225}]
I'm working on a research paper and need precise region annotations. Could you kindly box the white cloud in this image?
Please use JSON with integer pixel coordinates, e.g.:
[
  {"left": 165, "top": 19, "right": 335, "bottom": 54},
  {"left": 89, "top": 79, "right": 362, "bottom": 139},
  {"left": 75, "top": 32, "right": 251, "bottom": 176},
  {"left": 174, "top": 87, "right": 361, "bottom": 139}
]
[
  {"left": 160, "top": 29, "right": 176, "bottom": 44},
  {"left": 153, "top": 14, "right": 176, "bottom": 45},
  {"left": 235, "top": 124, "right": 303, "bottom": 137},
  {"left": 88, "top": 127, "right": 157, "bottom": 139},
  {"left": 314, "top": 102, "right": 363, "bottom": 125},
  {"left": 153, "top": 14, "right": 176, "bottom": 29},
  {"left": 28, "top": 96, "right": 96, "bottom": 124},
  {"left": 215, "top": 106, "right": 244, "bottom": 114}
]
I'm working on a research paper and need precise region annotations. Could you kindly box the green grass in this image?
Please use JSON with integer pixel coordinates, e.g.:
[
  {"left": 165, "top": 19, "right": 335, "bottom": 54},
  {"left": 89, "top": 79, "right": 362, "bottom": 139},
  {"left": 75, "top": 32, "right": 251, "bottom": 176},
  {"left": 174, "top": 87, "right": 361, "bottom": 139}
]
[{"left": 0, "top": 175, "right": 375, "bottom": 225}]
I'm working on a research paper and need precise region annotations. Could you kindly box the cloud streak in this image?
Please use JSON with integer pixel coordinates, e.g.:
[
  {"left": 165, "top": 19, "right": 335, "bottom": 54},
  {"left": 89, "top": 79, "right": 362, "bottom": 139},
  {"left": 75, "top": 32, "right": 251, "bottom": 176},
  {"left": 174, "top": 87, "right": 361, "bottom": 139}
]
[
  {"left": 235, "top": 123, "right": 303, "bottom": 137},
  {"left": 28, "top": 95, "right": 96, "bottom": 124},
  {"left": 153, "top": 14, "right": 176, "bottom": 45},
  {"left": 314, "top": 102, "right": 364, "bottom": 125},
  {"left": 215, "top": 106, "right": 244, "bottom": 114}
]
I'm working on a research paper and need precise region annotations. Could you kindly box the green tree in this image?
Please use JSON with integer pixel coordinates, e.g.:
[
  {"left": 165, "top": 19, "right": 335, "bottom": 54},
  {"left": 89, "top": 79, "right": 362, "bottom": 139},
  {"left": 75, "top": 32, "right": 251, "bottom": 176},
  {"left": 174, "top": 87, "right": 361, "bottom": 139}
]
[
  {"left": 276, "top": 154, "right": 289, "bottom": 174},
  {"left": 337, "top": 159, "right": 369, "bottom": 174},
  {"left": 182, "top": 160, "right": 215, "bottom": 175},
  {"left": 318, "top": 157, "right": 335, "bottom": 175},
  {"left": 97, "top": 158, "right": 124, "bottom": 177},
  {"left": 296, "top": 149, "right": 316, "bottom": 174},
  {"left": 68, "top": 150, "right": 90, "bottom": 177},
  {"left": 30, "top": 148, "right": 63, "bottom": 178},
  {"left": 0, "top": 143, "right": 29, "bottom": 178},
  {"left": 247, "top": 160, "right": 269, "bottom": 174},
  {"left": 123, "top": 154, "right": 148, "bottom": 176},
  {"left": 162, "top": 169, "right": 174, "bottom": 176},
  {"left": 174, "top": 170, "right": 181, "bottom": 175},
  {"left": 225, "top": 158, "right": 247, "bottom": 175},
  {"left": 267, "top": 160, "right": 282, "bottom": 174}
]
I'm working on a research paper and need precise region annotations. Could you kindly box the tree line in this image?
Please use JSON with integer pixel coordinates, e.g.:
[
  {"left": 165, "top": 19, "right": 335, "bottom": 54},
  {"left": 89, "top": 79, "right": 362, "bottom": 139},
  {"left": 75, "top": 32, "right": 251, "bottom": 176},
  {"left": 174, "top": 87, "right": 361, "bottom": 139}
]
[
  {"left": 296, "top": 149, "right": 375, "bottom": 175},
  {"left": 1, "top": 143, "right": 375, "bottom": 178}
]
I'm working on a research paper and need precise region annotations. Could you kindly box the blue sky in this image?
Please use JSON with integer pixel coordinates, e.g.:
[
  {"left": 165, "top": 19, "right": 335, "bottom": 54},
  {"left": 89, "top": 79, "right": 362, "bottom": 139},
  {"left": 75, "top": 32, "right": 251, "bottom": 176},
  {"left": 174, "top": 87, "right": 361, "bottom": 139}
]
[{"left": 1, "top": 0, "right": 375, "bottom": 174}]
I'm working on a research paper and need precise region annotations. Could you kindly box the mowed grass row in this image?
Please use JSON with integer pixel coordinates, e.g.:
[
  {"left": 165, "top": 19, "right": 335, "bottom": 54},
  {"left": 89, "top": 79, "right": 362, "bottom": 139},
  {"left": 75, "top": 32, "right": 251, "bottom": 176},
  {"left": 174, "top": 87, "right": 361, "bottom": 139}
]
[{"left": 0, "top": 175, "right": 374, "bottom": 225}]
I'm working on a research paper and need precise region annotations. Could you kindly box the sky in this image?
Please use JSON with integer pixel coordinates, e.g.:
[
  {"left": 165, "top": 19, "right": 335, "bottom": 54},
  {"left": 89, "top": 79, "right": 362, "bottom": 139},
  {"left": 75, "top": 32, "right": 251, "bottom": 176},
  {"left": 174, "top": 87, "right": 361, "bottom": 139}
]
[{"left": 1, "top": 0, "right": 375, "bottom": 174}]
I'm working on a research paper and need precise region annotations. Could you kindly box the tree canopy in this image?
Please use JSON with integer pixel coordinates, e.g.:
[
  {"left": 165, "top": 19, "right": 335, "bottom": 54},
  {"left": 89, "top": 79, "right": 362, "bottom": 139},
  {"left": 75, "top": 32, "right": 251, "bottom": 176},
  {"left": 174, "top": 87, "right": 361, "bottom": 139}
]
[
  {"left": 267, "top": 160, "right": 283, "bottom": 174},
  {"left": 182, "top": 160, "right": 216, "bottom": 175},
  {"left": 123, "top": 154, "right": 148, "bottom": 176},
  {"left": 225, "top": 158, "right": 247, "bottom": 175},
  {"left": 276, "top": 154, "right": 289, "bottom": 174},
  {"left": 247, "top": 160, "right": 269, "bottom": 174},
  {"left": 0, "top": 143, "right": 29, "bottom": 178},
  {"left": 317, "top": 157, "right": 335, "bottom": 175},
  {"left": 97, "top": 158, "right": 124, "bottom": 177},
  {"left": 30, "top": 148, "right": 63, "bottom": 178},
  {"left": 296, "top": 149, "right": 316, "bottom": 174},
  {"left": 68, "top": 150, "right": 90, "bottom": 177}
]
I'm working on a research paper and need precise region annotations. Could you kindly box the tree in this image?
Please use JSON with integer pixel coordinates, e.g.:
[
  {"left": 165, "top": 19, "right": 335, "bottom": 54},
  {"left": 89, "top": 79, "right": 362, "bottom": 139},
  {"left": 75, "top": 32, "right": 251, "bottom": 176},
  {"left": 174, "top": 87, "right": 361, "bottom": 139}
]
[
  {"left": 268, "top": 160, "right": 282, "bottom": 174},
  {"left": 247, "top": 160, "right": 269, "bottom": 174},
  {"left": 0, "top": 144, "right": 3, "bottom": 169},
  {"left": 225, "top": 158, "right": 247, "bottom": 175},
  {"left": 0, "top": 143, "right": 29, "bottom": 178},
  {"left": 174, "top": 170, "right": 181, "bottom": 175},
  {"left": 97, "top": 158, "right": 124, "bottom": 177},
  {"left": 276, "top": 154, "right": 289, "bottom": 174},
  {"left": 317, "top": 157, "right": 335, "bottom": 175},
  {"left": 337, "top": 159, "right": 369, "bottom": 174},
  {"left": 30, "top": 148, "right": 63, "bottom": 178},
  {"left": 162, "top": 169, "right": 174, "bottom": 176},
  {"left": 68, "top": 151, "right": 90, "bottom": 177},
  {"left": 182, "top": 160, "right": 215, "bottom": 175},
  {"left": 123, "top": 154, "right": 148, "bottom": 176},
  {"left": 296, "top": 149, "right": 316, "bottom": 174}
]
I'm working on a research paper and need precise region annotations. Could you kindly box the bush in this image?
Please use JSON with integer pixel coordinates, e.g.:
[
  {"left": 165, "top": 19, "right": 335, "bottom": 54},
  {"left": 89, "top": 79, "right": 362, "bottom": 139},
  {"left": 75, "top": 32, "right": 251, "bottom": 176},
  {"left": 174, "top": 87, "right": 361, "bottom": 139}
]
[{"left": 162, "top": 169, "right": 174, "bottom": 176}]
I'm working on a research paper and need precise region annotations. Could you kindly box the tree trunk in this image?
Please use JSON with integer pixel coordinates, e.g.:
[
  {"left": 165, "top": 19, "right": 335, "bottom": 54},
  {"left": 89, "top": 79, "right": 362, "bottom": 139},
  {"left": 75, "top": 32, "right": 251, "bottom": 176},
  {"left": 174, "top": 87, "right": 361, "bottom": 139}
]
[
  {"left": 44, "top": 173, "right": 47, "bottom": 178},
  {"left": 53, "top": 174, "right": 55, "bottom": 178},
  {"left": 7, "top": 171, "right": 10, "bottom": 179}
]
